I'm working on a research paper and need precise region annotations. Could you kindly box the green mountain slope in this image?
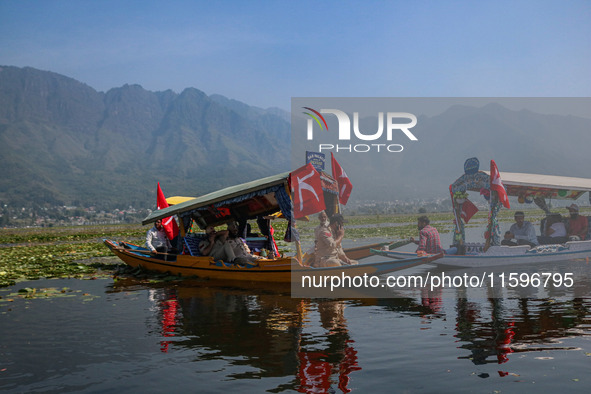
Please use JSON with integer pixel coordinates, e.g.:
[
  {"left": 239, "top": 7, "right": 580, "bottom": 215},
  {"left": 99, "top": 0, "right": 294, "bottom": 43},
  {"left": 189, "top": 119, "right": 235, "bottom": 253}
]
[{"left": 0, "top": 66, "right": 290, "bottom": 209}]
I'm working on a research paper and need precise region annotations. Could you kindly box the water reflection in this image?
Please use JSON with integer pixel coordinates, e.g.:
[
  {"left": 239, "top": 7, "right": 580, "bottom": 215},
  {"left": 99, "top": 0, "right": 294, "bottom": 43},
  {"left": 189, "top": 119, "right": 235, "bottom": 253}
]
[
  {"left": 105, "top": 277, "right": 591, "bottom": 392},
  {"left": 112, "top": 279, "right": 369, "bottom": 392},
  {"left": 3, "top": 275, "right": 591, "bottom": 392},
  {"left": 454, "top": 295, "right": 590, "bottom": 369},
  {"left": 157, "top": 291, "right": 178, "bottom": 353},
  {"left": 297, "top": 301, "right": 361, "bottom": 393}
]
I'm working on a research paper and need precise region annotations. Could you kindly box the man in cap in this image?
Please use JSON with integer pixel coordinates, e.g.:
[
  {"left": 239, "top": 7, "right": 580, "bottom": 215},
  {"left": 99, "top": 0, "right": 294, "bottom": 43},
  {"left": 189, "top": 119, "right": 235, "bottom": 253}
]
[
  {"left": 508, "top": 211, "right": 538, "bottom": 247},
  {"left": 566, "top": 203, "right": 588, "bottom": 241}
]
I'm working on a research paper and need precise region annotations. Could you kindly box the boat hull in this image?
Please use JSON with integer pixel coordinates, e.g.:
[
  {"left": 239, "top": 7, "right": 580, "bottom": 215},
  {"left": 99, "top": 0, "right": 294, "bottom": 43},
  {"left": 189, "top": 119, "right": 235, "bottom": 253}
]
[
  {"left": 373, "top": 240, "right": 591, "bottom": 268},
  {"left": 105, "top": 240, "right": 440, "bottom": 283}
]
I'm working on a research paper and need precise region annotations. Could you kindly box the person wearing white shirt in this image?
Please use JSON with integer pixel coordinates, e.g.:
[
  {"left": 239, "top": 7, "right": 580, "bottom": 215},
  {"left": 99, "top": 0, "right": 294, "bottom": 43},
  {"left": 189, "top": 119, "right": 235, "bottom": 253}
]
[
  {"left": 145, "top": 219, "right": 172, "bottom": 258},
  {"left": 508, "top": 211, "right": 539, "bottom": 247}
]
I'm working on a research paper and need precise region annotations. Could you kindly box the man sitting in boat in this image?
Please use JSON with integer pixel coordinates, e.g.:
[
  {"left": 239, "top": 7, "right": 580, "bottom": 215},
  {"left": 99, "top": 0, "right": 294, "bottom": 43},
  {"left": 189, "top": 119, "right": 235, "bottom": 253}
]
[
  {"left": 330, "top": 214, "right": 358, "bottom": 265},
  {"left": 566, "top": 204, "right": 588, "bottom": 241},
  {"left": 501, "top": 231, "right": 518, "bottom": 246},
  {"left": 410, "top": 216, "right": 444, "bottom": 256},
  {"left": 313, "top": 212, "right": 346, "bottom": 267},
  {"left": 538, "top": 213, "right": 568, "bottom": 244},
  {"left": 508, "top": 211, "right": 538, "bottom": 247},
  {"left": 226, "top": 222, "right": 260, "bottom": 262},
  {"left": 145, "top": 219, "right": 172, "bottom": 259},
  {"left": 199, "top": 225, "right": 238, "bottom": 263}
]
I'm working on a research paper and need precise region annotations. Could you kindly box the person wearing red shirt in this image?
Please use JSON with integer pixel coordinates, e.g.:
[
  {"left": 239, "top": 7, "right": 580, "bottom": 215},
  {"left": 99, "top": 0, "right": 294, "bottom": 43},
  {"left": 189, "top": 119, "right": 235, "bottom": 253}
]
[
  {"left": 411, "top": 216, "right": 444, "bottom": 255},
  {"left": 566, "top": 204, "right": 588, "bottom": 241}
]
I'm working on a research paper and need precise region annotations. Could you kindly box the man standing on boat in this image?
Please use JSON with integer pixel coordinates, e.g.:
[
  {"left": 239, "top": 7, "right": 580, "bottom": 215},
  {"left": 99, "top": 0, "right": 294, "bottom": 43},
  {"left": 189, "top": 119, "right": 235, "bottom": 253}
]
[
  {"left": 314, "top": 211, "right": 330, "bottom": 241},
  {"left": 146, "top": 219, "right": 172, "bottom": 259},
  {"left": 411, "top": 216, "right": 444, "bottom": 256},
  {"left": 566, "top": 204, "right": 588, "bottom": 241},
  {"left": 508, "top": 211, "right": 538, "bottom": 247}
]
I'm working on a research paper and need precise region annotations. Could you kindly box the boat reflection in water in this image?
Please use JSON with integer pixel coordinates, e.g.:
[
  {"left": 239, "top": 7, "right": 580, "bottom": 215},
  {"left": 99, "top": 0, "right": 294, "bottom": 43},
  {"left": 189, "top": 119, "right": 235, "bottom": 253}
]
[
  {"left": 111, "top": 277, "right": 591, "bottom": 391},
  {"left": 139, "top": 279, "right": 368, "bottom": 392},
  {"left": 454, "top": 293, "right": 590, "bottom": 369}
]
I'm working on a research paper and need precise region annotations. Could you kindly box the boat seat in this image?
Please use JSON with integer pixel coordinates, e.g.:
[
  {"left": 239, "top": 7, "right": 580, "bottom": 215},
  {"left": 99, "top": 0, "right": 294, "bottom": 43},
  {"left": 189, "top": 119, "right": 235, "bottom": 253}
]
[
  {"left": 184, "top": 235, "right": 206, "bottom": 256},
  {"left": 245, "top": 236, "right": 268, "bottom": 252}
]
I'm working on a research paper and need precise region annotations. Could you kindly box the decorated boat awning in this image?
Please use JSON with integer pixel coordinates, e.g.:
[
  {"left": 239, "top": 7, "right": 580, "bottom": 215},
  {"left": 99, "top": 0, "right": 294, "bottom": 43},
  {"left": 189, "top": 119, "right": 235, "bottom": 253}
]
[
  {"left": 143, "top": 172, "right": 291, "bottom": 227},
  {"left": 452, "top": 169, "right": 591, "bottom": 201},
  {"left": 485, "top": 171, "right": 591, "bottom": 200},
  {"left": 320, "top": 172, "right": 339, "bottom": 195}
]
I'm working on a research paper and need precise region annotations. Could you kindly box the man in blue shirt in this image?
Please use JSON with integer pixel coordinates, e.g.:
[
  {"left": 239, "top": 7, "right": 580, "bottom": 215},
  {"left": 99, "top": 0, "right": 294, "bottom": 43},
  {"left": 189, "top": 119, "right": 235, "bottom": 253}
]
[{"left": 508, "top": 211, "right": 538, "bottom": 247}]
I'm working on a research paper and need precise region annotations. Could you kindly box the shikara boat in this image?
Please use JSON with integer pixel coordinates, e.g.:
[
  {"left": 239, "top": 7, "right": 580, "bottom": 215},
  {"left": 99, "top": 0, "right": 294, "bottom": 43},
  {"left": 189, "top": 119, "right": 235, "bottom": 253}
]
[
  {"left": 104, "top": 239, "right": 441, "bottom": 283},
  {"left": 371, "top": 242, "right": 591, "bottom": 268},
  {"left": 379, "top": 158, "right": 591, "bottom": 268},
  {"left": 105, "top": 172, "right": 440, "bottom": 282}
]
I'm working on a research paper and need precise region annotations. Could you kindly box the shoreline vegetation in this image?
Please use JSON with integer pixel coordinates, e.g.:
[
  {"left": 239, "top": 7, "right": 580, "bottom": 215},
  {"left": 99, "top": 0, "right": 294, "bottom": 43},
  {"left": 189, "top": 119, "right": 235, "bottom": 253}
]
[
  {"left": 0, "top": 224, "right": 143, "bottom": 287},
  {"left": 1, "top": 209, "right": 586, "bottom": 288}
]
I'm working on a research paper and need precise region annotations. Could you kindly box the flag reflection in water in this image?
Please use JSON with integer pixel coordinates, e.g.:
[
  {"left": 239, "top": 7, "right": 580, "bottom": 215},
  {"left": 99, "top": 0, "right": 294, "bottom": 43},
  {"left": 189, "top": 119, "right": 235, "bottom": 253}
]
[
  {"left": 149, "top": 290, "right": 179, "bottom": 353},
  {"left": 297, "top": 300, "right": 361, "bottom": 393}
]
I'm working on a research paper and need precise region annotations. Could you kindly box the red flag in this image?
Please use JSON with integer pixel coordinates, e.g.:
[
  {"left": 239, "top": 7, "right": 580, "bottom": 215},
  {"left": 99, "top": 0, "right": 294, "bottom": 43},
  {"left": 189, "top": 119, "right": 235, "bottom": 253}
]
[
  {"left": 331, "top": 153, "right": 353, "bottom": 205},
  {"left": 490, "top": 160, "right": 510, "bottom": 209},
  {"left": 460, "top": 198, "right": 479, "bottom": 223},
  {"left": 157, "top": 182, "right": 179, "bottom": 240},
  {"left": 290, "top": 163, "right": 326, "bottom": 219}
]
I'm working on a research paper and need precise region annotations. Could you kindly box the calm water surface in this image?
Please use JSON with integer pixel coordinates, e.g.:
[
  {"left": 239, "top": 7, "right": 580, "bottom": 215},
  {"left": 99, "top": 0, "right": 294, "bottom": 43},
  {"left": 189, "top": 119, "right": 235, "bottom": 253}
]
[{"left": 1, "top": 271, "right": 591, "bottom": 393}]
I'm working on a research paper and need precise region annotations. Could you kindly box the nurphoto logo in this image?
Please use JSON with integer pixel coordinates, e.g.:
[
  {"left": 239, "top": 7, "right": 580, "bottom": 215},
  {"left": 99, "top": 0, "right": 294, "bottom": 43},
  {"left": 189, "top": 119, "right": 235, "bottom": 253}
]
[{"left": 302, "top": 107, "right": 418, "bottom": 153}]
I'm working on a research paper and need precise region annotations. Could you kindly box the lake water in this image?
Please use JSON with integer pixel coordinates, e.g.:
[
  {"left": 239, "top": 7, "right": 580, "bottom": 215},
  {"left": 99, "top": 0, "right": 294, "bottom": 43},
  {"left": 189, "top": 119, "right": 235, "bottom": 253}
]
[{"left": 2, "top": 270, "right": 591, "bottom": 393}]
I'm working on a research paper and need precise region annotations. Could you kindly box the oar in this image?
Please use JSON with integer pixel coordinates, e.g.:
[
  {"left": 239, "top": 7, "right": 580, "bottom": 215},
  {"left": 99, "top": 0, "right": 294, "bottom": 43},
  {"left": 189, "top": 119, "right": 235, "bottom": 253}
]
[{"left": 387, "top": 239, "right": 413, "bottom": 250}]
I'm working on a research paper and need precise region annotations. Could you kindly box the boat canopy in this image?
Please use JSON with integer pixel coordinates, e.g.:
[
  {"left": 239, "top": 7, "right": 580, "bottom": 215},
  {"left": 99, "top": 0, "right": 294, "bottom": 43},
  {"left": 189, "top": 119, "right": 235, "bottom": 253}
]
[
  {"left": 489, "top": 172, "right": 591, "bottom": 200},
  {"left": 165, "top": 196, "right": 195, "bottom": 205},
  {"left": 450, "top": 157, "right": 591, "bottom": 248},
  {"left": 452, "top": 171, "right": 591, "bottom": 201},
  {"left": 143, "top": 172, "right": 291, "bottom": 229}
]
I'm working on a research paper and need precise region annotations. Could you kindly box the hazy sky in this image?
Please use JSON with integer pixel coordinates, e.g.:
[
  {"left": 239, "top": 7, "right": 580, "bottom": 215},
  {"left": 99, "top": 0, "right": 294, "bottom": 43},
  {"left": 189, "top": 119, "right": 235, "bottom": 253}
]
[{"left": 1, "top": 0, "right": 590, "bottom": 110}]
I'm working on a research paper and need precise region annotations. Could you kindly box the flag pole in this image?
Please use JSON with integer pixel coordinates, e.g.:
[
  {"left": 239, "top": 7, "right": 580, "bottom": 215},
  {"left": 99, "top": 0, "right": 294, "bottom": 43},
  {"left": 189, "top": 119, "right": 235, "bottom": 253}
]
[
  {"left": 449, "top": 185, "right": 464, "bottom": 251},
  {"left": 484, "top": 191, "right": 498, "bottom": 252},
  {"left": 285, "top": 182, "right": 305, "bottom": 266}
]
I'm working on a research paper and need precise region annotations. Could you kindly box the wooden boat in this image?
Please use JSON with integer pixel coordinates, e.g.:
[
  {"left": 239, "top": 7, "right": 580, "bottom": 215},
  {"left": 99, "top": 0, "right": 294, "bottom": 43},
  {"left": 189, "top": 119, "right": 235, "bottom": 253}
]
[
  {"left": 104, "top": 239, "right": 441, "bottom": 283},
  {"left": 378, "top": 158, "right": 591, "bottom": 268},
  {"left": 105, "top": 173, "right": 441, "bottom": 282}
]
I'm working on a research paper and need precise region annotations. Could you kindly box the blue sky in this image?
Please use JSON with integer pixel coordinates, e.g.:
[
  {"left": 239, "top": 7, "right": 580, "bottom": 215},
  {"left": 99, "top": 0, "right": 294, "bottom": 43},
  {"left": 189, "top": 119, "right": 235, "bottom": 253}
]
[{"left": 1, "top": 0, "right": 590, "bottom": 110}]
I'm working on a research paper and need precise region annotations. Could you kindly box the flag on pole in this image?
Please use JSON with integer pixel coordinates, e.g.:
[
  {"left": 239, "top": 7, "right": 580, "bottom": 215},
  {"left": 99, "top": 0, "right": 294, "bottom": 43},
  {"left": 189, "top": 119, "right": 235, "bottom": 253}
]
[
  {"left": 157, "top": 182, "right": 179, "bottom": 240},
  {"left": 331, "top": 153, "right": 353, "bottom": 205},
  {"left": 460, "top": 198, "right": 479, "bottom": 223},
  {"left": 490, "top": 160, "right": 510, "bottom": 209},
  {"left": 290, "top": 163, "right": 326, "bottom": 219}
]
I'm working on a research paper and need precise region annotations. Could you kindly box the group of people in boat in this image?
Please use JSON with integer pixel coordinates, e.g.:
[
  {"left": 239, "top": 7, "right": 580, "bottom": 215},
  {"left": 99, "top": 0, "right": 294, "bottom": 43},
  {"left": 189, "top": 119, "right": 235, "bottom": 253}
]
[
  {"left": 144, "top": 203, "right": 589, "bottom": 262},
  {"left": 501, "top": 204, "right": 587, "bottom": 247},
  {"left": 198, "top": 222, "right": 261, "bottom": 264},
  {"left": 145, "top": 219, "right": 261, "bottom": 264},
  {"left": 311, "top": 211, "right": 359, "bottom": 267},
  {"left": 407, "top": 205, "right": 589, "bottom": 258}
]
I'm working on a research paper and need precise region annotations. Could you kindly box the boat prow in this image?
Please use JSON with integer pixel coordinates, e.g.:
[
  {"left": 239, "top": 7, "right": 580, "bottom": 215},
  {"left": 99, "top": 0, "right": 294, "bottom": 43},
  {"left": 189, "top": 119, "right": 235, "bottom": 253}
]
[{"left": 373, "top": 240, "right": 591, "bottom": 268}]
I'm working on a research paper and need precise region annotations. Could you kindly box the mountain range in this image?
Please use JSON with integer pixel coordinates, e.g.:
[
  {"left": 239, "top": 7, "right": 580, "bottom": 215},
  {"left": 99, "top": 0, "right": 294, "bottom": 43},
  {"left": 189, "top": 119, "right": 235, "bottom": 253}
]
[
  {"left": 1, "top": 66, "right": 590, "bottom": 211},
  {"left": 0, "top": 66, "right": 290, "bottom": 209}
]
